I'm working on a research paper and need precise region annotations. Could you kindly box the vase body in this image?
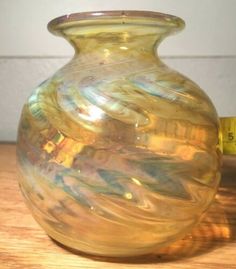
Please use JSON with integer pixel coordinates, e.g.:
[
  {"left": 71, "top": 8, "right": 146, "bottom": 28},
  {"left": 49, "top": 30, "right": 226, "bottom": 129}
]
[{"left": 17, "top": 11, "right": 221, "bottom": 257}]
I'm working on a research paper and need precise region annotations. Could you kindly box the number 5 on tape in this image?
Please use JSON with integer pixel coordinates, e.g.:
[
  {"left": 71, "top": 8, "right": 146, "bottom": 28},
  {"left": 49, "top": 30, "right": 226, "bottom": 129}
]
[{"left": 220, "top": 117, "right": 236, "bottom": 155}]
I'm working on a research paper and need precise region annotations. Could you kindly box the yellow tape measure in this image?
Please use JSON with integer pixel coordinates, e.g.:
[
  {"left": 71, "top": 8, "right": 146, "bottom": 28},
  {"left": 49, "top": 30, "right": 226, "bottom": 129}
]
[{"left": 220, "top": 117, "right": 236, "bottom": 155}]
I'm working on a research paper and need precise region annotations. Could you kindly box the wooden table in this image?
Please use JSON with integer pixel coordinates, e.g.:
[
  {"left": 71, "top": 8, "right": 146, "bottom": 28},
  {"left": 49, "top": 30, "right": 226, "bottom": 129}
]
[{"left": 0, "top": 144, "right": 236, "bottom": 269}]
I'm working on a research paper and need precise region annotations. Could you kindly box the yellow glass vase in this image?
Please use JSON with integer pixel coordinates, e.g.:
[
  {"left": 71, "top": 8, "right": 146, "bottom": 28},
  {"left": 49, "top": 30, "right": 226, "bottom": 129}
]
[{"left": 17, "top": 11, "right": 221, "bottom": 257}]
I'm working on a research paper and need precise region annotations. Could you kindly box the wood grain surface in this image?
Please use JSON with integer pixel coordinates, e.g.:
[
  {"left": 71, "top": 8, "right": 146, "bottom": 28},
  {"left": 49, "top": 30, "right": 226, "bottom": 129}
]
[{"left": 0, "top": 144, "right": 236, "bottom": 269}]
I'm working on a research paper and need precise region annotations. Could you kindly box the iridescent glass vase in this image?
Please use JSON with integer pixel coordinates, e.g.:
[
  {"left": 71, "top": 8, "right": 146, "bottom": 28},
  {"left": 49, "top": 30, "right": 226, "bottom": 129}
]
[{"left": 17, "top": 11, "right": 221, "bottom": 257}]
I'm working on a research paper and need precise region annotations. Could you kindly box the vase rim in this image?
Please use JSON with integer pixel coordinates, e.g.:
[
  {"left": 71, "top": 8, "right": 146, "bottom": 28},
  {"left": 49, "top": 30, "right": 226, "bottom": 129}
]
[{"left": 48, "top": 10, "right": 185, "bottom": 35}]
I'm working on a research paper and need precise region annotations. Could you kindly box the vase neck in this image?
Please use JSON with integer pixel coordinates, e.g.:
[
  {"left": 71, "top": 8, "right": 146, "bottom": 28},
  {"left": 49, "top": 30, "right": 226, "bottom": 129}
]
[
  {"left": 48, "top": 11, "right": 185, "bottom": 58},
  {"left": 67, "top": 28, "right": 163, "bottom": 58}
]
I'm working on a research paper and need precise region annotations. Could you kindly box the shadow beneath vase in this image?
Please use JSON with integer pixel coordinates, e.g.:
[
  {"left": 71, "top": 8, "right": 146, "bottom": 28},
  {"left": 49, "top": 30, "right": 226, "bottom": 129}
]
[{"left": 51, "top": 155, "right": 236, "bottom": 264}]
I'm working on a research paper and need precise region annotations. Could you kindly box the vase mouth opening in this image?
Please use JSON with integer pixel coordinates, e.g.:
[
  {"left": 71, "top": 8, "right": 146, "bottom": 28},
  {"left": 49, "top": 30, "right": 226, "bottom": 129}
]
[{"left": 48, "top": 10, "right": 185, "bottom": 36}]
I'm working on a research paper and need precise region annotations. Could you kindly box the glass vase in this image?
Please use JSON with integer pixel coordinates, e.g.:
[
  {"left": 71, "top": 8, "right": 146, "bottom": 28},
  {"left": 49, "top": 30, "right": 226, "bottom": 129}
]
[{"left": 17, "top": 10, "right": 221, "bottom": 257}]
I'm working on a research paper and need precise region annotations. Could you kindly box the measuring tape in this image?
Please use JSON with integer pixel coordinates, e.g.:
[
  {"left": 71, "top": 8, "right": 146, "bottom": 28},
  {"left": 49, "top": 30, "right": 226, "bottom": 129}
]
[{"left": 220, "top": 117, "right": 236, "bottom": 155}]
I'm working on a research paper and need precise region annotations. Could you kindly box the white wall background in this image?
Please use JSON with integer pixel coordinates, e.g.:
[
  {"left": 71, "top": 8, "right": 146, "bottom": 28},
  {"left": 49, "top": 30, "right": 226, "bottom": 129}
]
[{"left": 0, "top": 0, "right": 236, "bottom": 141}]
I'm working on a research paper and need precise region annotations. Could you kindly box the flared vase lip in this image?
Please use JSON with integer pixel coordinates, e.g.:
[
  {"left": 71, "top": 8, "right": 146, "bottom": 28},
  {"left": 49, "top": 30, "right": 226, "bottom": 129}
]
[{"left": 48, "top": 10, "right": 185, "bottom": 35}]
